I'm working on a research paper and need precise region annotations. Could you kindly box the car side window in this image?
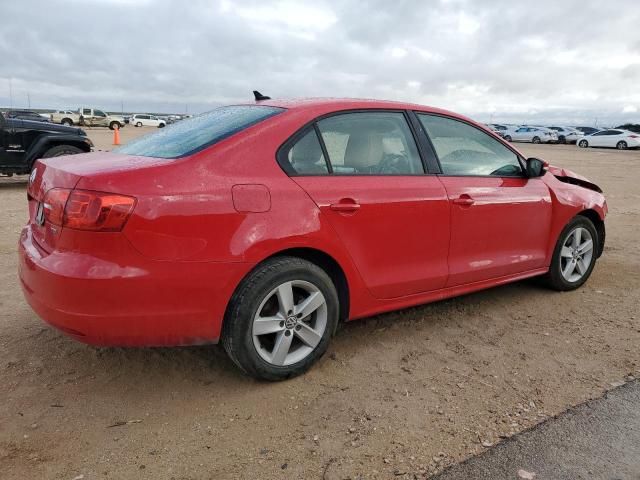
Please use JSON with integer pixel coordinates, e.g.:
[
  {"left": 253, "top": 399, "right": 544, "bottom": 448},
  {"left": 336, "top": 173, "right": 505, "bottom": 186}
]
[
  {"left": 285, "top": 129, "right": 329, "bottom": 175},
  {"left": 418, "top": 114, "right": 524, "bottom": 177},
  {"left": 316, "top": 112, "right": 423, "bottom": 175}
]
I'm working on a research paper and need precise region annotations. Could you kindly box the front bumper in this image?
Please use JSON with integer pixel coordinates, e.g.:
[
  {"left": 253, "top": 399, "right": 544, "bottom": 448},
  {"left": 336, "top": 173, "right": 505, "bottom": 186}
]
[{"left": 18, "top": 226, "right": 251, "bottom": 347}]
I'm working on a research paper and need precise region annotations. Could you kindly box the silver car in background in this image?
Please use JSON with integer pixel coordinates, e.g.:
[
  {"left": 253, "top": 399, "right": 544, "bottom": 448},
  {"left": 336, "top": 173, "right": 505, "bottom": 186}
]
[
  {"left": 548, "top": 126, "right": 584, "bottom": 144},
  {"left": 504, "top": 126, "right": 558, "bottom": 144}
]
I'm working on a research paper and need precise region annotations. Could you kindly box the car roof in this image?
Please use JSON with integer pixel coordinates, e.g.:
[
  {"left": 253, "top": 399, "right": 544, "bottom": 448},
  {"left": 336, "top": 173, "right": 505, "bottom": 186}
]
[{"left": 247, "top": 97, "right": 469, "bottom": 120}]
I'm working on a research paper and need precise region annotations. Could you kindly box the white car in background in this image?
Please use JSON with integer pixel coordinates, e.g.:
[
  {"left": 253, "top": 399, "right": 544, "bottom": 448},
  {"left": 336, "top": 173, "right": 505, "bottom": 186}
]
[
  {"left": 130, "top": 114, "right": 166, "bottom": 128},
  {"left": 548, "top": 126, "right": 584, "bottom": 144},
  {"left": 577, "top": 129, "right": 640, "bottom": 150},
  {"left": 504, "top": 126, "right": 558, "bottom": 144}
]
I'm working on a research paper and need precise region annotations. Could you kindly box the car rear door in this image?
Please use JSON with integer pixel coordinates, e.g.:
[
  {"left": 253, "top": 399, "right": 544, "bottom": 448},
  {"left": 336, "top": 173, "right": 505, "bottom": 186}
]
[
  {"left": 281, "top": 110, "right": 450, "bottom": 299},
  {"left": 416, "top": 113, "right": 552, "bottom": 286}
]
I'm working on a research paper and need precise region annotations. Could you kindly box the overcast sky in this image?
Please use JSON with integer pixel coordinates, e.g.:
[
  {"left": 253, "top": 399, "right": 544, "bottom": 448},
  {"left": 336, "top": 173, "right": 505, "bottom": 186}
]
[{"left": 1, "top": 0, "right": 639, "bottom": 125}]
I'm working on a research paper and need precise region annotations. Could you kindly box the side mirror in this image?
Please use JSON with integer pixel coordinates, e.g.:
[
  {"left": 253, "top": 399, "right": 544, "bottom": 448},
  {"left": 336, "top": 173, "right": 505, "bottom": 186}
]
[{"left": 525, "top": 157, "right": 546, "bottom": 178}]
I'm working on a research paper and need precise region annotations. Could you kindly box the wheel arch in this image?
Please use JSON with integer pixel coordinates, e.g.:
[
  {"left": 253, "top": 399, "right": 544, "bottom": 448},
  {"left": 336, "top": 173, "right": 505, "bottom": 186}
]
[
  {"left": 223, "top": 247, "right": 351, "bottom": 331},
  {"left": 25, "top": 135, "right": 92, "bottom": 167},
  {"left": 577, "top": 209, "right": 605, "bottom": 257}
]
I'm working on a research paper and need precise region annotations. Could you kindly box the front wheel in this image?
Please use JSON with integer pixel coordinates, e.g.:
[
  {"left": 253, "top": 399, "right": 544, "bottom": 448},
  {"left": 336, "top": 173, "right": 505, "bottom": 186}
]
[
  {"left": 136, "top": 122, "right": 142, "bottom": 127},
  {"left": 504, "top": 135, "right": 512, "bottom": 142},
  {"left": 222, "top": 257, "right": 339, "bottom": 381},
  {"left": 617, "top": 141, "right": 628, "bottom": 150},
  {"left": 109, "top": 121, "right": 120, "bottom": 130},
  {"left": 578, "top": 140, "right": 589, "bottom": 148},
  {"left": 542, "top": 216, "right": 599, "bottom": 291},
  {"left": 41, "top": 144, "right": 83, "bottom": 158},
  {"left": 532, "top": 136, "right": 541, "bottom": 144}
]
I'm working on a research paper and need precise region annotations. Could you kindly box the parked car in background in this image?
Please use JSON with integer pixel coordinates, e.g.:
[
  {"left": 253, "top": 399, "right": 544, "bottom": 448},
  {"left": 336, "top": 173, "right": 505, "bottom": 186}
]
[
  {"left": 573, "top": 126, "right": 600, "bottom": 136},
  {"left": 615, "top": 124, "right": 640, "bottom": 134},
  {"left": 131, "top": 114, "right": 166, "bottom": 128},
  {"left": 19, "top": 97, "right": 606, "bottom": 380},
  {"left": 483, "top": 124, "right": 505, "bottom": 137},
  {"left": 0, "top": 111, "right": 92, "bottom": 176},
  {"left": 505, "top": 126, "right": 558, "bottom": 144},
  {"left": 50, "top": 108, "right": 125, "bottom": 130},
  {"left": 5, "top": 110, "right": 51, "bottom": 123},
  {"left": 577, "top": 129, "right": 640, "bottom": 150},
  {"left": 548, "top": 126, "right": 584, "bottom": 144}
]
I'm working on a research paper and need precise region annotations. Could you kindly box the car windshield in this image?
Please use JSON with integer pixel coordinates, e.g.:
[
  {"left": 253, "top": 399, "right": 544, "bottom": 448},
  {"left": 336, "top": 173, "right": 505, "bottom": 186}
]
[{"left": 115, "top": 105, "right": 284, "bottom": 158}]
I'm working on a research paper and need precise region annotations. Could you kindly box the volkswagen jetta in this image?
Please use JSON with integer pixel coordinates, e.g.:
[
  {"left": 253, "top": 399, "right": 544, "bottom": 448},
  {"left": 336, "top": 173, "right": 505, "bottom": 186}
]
[{"left": 19, "top": 97, "right": 607, "bottom": 380}]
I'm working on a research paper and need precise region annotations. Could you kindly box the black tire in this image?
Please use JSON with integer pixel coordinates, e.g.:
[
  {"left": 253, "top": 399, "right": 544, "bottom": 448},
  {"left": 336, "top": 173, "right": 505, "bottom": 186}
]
[
  {"left": 61, "top": 118, "right": 73, "bottom": 126},
  {"left": 41, "top": 144, "right": 84, "bottom": 158},
  {"left": 222, "top": 256, "right": 339, "bottom": 381},
  {"left": 158, "top": 123, "right": 165, "bottom": 128},
  {"left": 578, "top": 140, "right": 588, "bottom": 148},
  {"left": 532, "top": 136, "right": 541, "bottom": 144},
  {"left": 504, "top": 135, "right": 512, "bottom": 142},
  {"left": 136, "top": 122, "right": 142, "bottom": 127},
  {"left": 617, "top": 141, "right": 628, "bottom": 150},
  {"left": 559, "top": 135, "right": 566, "bottom": 144},
  {"left": 109, "top": 121, "right": 120, "bottom": 130},
  {"left": 542, "top": 216, "right": 599, "bottom": 291}
]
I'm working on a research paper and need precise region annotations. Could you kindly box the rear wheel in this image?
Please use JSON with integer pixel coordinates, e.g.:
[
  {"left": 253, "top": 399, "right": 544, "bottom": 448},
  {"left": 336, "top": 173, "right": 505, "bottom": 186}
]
[
  {"left": 136, "top": 121, "right": 142, "bottom": 127},
  {"left": 542, "top": 216, "right": 599, "bottom": 291},
  {"left": 61, "top": 118, "right": 73, "bottom": 126},
  {"left": 532, "top": 136, "right": 541, "bottom": 144},
  {"left": 222, "top": 256, "right": 339, "bottom": 381},
  {"left": 41, "top": 144, "right": 83, "bottom": 158},
  {"left": 617, "top": 141, "right": 628, "bottom": 150},
  {"left": 578, "top": 139, "right": 589, "bottom": 148},
  {"left": 504, "top": 135, "right": 512, "bottom": 142}
]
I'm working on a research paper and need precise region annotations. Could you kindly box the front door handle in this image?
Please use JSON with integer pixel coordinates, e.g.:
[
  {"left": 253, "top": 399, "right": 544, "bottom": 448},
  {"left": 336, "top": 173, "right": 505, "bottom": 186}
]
[
  {"left": 452, "top": 194, "right": 475, "bottom": 206},
  {"left": 330, "top": 199, "right": 361, "bottom": 212}
]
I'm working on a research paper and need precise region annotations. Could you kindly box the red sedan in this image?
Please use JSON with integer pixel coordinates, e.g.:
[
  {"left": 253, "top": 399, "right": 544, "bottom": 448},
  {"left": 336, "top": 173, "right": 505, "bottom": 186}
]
[{"left": 19, "top": 97, "right": 607, "bottom": 380}]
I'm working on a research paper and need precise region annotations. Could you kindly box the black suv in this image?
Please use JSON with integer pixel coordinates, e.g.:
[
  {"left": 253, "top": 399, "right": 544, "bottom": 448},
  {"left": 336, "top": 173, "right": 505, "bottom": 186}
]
[{"left": 1, "top": 111, "right": 93, "bottom": 176}]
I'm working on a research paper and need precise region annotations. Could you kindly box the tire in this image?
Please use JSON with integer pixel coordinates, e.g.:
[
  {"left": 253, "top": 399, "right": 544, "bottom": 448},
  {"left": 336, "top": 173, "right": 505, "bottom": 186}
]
[
  {"left": 617, "top": 141, "right": 628, "bottom": 150},
  {"left": 109, "top": 121, "right": 121, "bottom": 130},
  {"left": 158, "top": 123, "right": 165, "bottom": 128},
  {"left": 542, "top": 216, "right": 599, "bottom": 291},
  {"left": 222, "top": 256, "right": 339, "bottom": 381},
  {"left": 504, "top": 135, "right": 512, "bottom": 142},
  {"left": 532, "top": 136, "right": 541, "bottom": 144},
  {"left": 578, "top": 140, "right": 588, "bottom": 148},
  {"left": 61, "top": 118, "right": 73, "bottom": 126},
  {"left": 559, "top": 136, "right": 566, "bottom": 144},
  {"left": 136, "top": 122, "right": 142, "bottom": 127},
  {"left": 41, "top": 144, "right": 83, "bottom": 158}
]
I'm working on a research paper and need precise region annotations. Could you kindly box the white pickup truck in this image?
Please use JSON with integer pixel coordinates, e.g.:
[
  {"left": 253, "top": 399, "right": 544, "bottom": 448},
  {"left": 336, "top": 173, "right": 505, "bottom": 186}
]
[{"left": 50, "top": 108, "right": 126, "bottom": 130}]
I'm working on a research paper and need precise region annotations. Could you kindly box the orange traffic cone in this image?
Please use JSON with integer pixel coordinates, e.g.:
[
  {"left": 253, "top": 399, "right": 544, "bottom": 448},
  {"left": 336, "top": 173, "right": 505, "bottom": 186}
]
[{"left": 113, "top": 126, "right": 121, "bottom": 146}]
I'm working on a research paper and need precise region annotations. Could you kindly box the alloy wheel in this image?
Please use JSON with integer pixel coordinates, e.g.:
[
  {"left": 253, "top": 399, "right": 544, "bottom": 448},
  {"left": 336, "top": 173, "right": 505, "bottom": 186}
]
[
  {"left": 560, "top": 227, "right": 594, "bottom": 283},
  {"left": 252, "top": 280, "right": 328, "bottom": 366},
  {"left": 617, "top": 141, "right": 627, "bottom": 150}
]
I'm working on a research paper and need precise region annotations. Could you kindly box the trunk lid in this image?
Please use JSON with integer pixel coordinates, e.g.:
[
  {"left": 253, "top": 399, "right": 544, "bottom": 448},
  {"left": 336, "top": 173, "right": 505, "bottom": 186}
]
[{"left": 27, "top": 152, "right": 167, "bottom": 253}]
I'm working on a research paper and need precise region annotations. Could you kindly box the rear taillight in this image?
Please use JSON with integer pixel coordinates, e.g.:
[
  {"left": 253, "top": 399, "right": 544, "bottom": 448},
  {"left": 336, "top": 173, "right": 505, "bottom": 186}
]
[
  {"left": 629, "top": 134, "right": 639, "bottom": 139},
  {"left": 42, "top": 188, "right": 136, "bottom": 232}
]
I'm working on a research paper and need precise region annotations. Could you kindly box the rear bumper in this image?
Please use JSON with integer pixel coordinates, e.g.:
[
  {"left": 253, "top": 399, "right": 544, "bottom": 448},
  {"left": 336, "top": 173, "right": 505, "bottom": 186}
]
[{"left": 18, "top": 226, "right": 252, "bottom": 347}]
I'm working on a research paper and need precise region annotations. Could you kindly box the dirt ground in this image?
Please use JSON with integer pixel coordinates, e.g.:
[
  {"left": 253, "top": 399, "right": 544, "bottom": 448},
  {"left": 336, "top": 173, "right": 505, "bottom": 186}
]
[{"left": 1, "top": 129, "right": 639, "bottom": 479}]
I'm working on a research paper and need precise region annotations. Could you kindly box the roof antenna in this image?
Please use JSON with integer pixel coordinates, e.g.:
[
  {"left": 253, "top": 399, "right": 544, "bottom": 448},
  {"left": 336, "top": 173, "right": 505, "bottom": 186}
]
[{"left": 253, "top": 90, "right": 271, "bottom": 101}]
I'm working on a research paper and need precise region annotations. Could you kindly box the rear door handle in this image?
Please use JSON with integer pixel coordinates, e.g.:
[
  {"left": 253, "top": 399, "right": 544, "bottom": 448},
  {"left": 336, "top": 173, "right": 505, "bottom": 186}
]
[
  {"left": 330, "top": 199, "right": 361, "bottom": 212},
  {"left": 452, "top": 194, "right": 475, "bottom": 206}
]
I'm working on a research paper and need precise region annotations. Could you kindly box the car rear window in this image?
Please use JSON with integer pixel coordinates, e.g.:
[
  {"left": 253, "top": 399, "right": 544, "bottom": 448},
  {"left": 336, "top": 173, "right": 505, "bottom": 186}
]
[{"left": 115, "top": 105, "right": 284, "bottom": 158}]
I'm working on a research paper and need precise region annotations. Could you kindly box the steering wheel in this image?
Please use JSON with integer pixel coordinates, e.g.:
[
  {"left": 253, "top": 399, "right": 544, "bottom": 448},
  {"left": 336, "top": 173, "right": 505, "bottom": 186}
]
[{"left": 376, "top": 154, "right": 409, "bottom": 174}]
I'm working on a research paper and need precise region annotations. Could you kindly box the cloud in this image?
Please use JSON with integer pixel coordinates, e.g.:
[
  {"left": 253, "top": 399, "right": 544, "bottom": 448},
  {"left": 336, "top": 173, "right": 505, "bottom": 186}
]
[{"left": 0, "top": 0, "right": 639, "bottom": 125}]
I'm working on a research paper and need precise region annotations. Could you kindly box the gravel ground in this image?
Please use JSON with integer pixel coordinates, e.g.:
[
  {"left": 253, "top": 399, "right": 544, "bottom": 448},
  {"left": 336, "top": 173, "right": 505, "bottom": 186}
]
[{"left": 1, "top": 130, "right": 639, "bottom": 479}]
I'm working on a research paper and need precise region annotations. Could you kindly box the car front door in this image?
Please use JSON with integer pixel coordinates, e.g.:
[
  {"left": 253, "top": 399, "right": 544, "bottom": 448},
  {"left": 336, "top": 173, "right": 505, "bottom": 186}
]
[
  {"left": 512, "top": 128, "right": 529, "bottom": 142},
  {"left": 588, "top": 130, "right": 610, "bottom": 147},
  {"left": 281, "top": 111, "right": 451, "bottom": 299},
  {"left": 417, "top": 113, "right": 552, "bottom": 286},
  {"left": 93, "top": 110, "right": 108, "bottom": 127}
]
